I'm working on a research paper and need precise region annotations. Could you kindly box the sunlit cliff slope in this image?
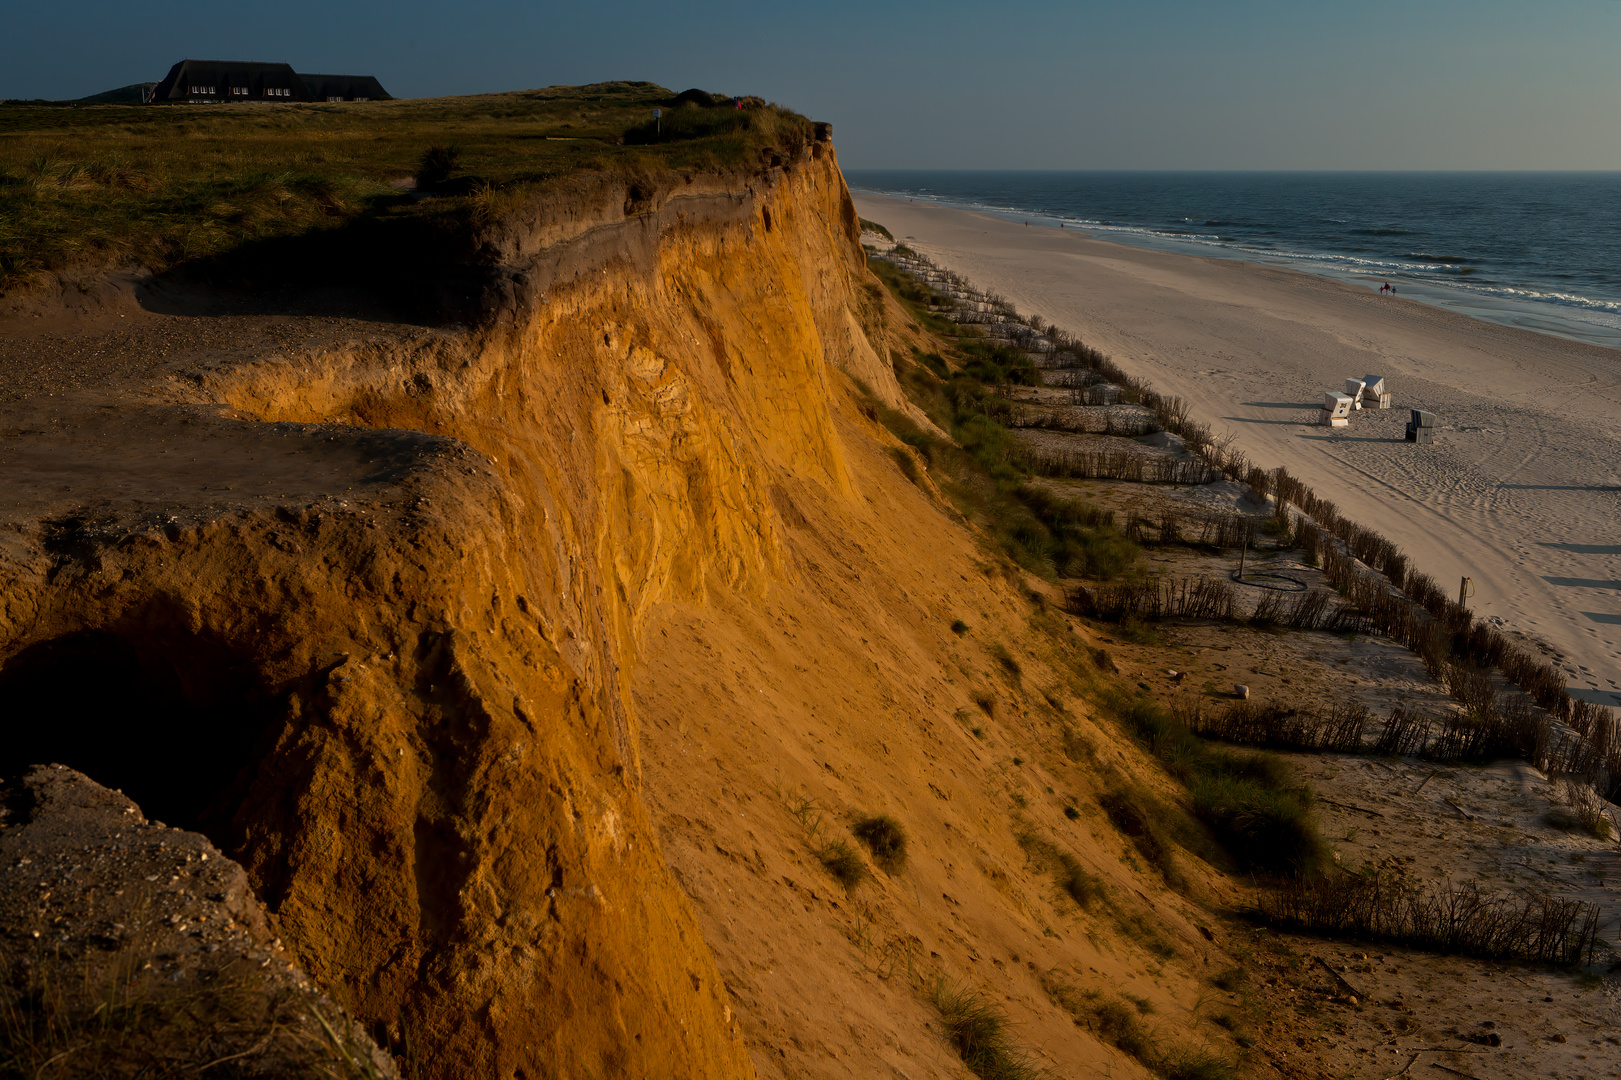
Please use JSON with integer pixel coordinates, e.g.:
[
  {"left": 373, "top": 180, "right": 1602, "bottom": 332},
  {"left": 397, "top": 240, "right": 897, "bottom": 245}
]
[{"left": 1, "top": 106, "right": 1251, "bottom": 1078}]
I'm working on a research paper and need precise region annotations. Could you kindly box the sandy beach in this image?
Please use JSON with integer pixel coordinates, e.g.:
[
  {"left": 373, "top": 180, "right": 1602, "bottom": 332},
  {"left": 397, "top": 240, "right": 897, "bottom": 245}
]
[{"left": 854, "top": 192, "right": 1621, "bottom": 706}]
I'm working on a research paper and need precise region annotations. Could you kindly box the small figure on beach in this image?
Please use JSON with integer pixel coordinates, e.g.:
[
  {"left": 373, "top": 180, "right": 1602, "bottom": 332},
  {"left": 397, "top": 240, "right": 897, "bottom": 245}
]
[{"left": 1380, "top": 282, "right": 1390, "bottom": 294}]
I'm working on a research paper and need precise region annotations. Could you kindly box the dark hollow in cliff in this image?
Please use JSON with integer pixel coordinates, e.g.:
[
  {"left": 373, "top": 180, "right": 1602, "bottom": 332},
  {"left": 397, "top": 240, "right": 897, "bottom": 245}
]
[{"left": 0, "top": 630, "right": 279, "bottom": 841}]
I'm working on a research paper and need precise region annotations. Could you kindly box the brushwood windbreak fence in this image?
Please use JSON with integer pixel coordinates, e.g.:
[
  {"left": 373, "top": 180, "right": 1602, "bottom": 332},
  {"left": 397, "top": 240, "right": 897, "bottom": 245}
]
[
  {"left": 1174, "top": 697, "right": 1616, "bottom": 776},
  {"left": 1019, "top": 446, "right": 1223, "bottom": 486},
  {"left": 1073, "top": 575, "right": 1362, "bottom": 632},
  {"left": 1261, "top": 876, "right": 1603, "bottom": 967},
  {"left": 1005, "top": 403, "right": 1154, "bottom": 436},
  {"left": 1119, "top": 509, "right": 1258, "bottom": 549},
  {"left": 1175, "top": 699, "right": 1374, "bottom": 755},
  {"left": 870, "top": 246, "right": 1619, "bottom": 801}
]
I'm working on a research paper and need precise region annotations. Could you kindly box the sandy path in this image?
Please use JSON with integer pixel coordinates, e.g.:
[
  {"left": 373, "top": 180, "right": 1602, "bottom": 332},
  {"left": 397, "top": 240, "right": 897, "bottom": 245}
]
[{"left": 853, "top": 193, "right": 1621, "bottom": 706}]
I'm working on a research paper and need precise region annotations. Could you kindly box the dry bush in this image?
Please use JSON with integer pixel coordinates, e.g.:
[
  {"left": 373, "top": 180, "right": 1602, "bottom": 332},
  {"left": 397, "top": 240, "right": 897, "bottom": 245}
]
[{"left": 1552, "top": 779, "right": 1616, "bottom": 841}]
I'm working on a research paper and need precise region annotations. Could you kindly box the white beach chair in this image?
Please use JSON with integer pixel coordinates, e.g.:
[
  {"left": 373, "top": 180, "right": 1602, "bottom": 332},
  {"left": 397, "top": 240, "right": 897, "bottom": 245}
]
[
  {"left": 1322, "top": 392, "right": 1354, "bottom": 427},
  {"left": 1361, "top": 374, "right": 1391, "bottom": 408}
]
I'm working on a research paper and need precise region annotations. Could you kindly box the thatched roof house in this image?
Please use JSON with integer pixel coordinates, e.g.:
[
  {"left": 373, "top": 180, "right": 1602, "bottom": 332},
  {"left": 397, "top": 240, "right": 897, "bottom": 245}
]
[{"left": 150, "top": 60, "right": 391, "bottom": 104}]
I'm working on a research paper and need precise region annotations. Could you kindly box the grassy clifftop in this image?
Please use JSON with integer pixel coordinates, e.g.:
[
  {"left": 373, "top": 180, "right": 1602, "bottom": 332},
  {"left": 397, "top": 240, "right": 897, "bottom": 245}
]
[{"left": 0, "top": 81, "right": 813, "bottom": 293}]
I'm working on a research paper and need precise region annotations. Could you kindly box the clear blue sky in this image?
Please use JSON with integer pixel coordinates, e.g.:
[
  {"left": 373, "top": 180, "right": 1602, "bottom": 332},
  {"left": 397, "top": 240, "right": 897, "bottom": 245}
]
[{"left": 7, "top": 0, "right": 1621, "bottom": 169}]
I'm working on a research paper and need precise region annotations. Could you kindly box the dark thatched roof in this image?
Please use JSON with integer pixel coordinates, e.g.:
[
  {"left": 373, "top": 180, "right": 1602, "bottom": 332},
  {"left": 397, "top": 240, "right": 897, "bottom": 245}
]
[{"left": 150, "top": 60, "right": 392, "bottom": 104}]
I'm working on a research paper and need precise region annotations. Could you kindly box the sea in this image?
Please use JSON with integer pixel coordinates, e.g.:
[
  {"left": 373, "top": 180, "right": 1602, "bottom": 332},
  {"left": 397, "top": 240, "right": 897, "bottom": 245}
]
[{"left": 845, "top": 171, "right": 1621, "bottom": 351}]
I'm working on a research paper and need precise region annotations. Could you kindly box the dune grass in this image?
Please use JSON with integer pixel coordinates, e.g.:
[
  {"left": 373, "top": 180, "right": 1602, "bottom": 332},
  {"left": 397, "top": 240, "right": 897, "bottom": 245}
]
[
  {"left": 927, "top": 980, "right": 1044, "bottom": 1080},
  {"left": 1040, "top": 972, "right": 1237, "bottom": 1080},
  {"left": 858, "top": 216, "right": 893, "bottom": 240},
  {"left": 862, "top": 368, "right": 1137, "bottom": 582},
  {"left": 0, "top": 82, "right": 812, "bottom": 291},
  {"left": 783, "top": 790, "right": 871, "bottom": 890},
  {"left": 1014, "top": 827, "right": 1105, "bottom": 909},
  {"left": 1106, "top": 693, "right": 1326, "bottom": 877},
  {"left": 1097, "top": 790, "right": 1185, "bottom": 891}
]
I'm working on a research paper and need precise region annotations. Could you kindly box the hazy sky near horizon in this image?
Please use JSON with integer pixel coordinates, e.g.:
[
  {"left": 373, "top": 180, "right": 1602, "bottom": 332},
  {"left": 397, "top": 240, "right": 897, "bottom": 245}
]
[{"left": 7, "top": 0, "right": 1621, "bottom": 170}]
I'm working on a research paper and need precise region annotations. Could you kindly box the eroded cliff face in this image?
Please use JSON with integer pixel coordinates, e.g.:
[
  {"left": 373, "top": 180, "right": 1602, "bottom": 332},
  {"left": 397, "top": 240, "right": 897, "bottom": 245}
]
[{"left": 0, "top": 142, "right": 910, "bottom": 1077}]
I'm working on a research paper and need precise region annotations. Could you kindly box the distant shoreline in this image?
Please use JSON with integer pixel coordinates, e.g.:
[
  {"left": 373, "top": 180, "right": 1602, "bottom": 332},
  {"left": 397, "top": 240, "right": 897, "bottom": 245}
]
[{"left": 848, "top": 177, "right": 1621, "bottom": 353}]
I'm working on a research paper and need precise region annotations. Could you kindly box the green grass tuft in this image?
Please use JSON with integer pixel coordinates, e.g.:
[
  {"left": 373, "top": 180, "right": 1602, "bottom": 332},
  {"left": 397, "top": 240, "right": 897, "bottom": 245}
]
[
  {"left": 990, "top": 643, "right": 1023, "bottom": 682},
  {"left": 1161, "top": 1048, "right": 1241, "bottom": 1080},
  {"left": 815, "top": 839, "right": 868, "bottom": 889},
  {"left": 889, "top": 446, "right": 924, "bottom": 486},
  {"left": 858, "top": 216, "right": 893, "bottom": 240},
  {"left": 927, "top": 980, "right": 1044, "bottom": 1080},
  {"left": 852, "top": 815, "right": 908, "bottom": 873},
  {"left": 1041, "top": 973, "right": 1234, "bottom": 1079},
  {"left": 1098, "top": 790, "right": 1185, "bottom": 890},
  {"left": 1188, "top": 770, "right": 1325, "bottom": 877},
  {"left": 1016, "top": 827, "right": 1104, "bottom": 909}
]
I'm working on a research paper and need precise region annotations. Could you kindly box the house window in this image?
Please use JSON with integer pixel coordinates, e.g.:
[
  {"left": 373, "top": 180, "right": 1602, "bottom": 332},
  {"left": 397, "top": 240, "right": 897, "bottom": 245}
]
[{"left": 328, "top": 95, "right": 343, "bottom": 102}]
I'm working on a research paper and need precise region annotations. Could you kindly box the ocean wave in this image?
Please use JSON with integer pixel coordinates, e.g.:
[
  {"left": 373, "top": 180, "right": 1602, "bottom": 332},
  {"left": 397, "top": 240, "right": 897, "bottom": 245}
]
[
  {"left": 1446, "top": 281, "right": 1621, "bottom": 315},
  {"left": 1408, "top": 252, "right": 1474, "bottom": 264},
  {"left": 1352, "top": 228, "right": 1420, "bottom": 236}
]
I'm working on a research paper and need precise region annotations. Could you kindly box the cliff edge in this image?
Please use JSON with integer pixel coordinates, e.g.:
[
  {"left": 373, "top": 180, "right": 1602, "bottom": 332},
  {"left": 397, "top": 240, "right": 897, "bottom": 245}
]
[{"left": 0, "top": 130, "right": 905, "bottom": 1077}]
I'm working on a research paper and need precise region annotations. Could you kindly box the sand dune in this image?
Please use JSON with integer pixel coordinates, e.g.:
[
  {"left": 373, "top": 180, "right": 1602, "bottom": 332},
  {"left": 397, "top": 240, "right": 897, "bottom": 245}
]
[{"left": 854, "top": 193, "right": 1621, "bottom": 706}]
